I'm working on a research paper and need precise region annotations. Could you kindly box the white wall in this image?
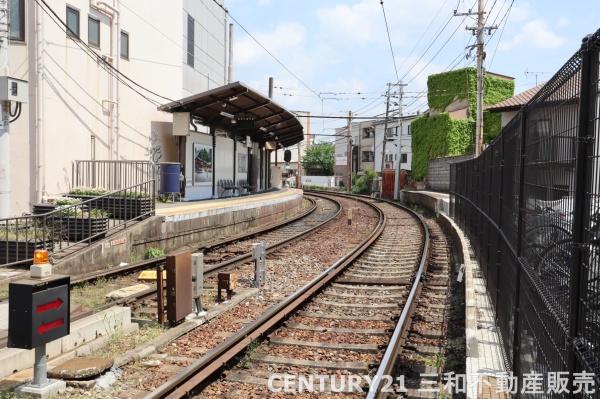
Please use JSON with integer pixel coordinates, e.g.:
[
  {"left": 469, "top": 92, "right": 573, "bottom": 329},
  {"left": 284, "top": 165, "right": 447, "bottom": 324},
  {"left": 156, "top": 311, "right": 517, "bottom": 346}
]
[{"left": 7, "top": 0, "right": 226, "bottom": 215}]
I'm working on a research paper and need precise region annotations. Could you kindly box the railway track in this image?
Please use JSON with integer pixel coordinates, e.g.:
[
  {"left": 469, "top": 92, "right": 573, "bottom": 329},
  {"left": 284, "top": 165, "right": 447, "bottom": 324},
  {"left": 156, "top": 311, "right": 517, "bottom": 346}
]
[
  {"left": 0, "top": 195, "right": 342, "bottom": 348},
  {"left": 143, "top": 193, "right": 431, "bottom": 399}
]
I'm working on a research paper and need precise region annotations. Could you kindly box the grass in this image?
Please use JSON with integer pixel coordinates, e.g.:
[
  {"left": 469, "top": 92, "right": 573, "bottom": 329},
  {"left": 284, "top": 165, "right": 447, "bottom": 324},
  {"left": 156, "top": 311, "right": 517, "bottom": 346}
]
[
  {"left": 70, "top": 277, "right": 118, "bottom": 310},
  {"left": 144, "top": 247, "right": 165, "bottom": 259},
  {"left": 95, "top": 323, "right": 165, "bottom": 359},
  {"left": 417, "top": 352, "right": 445, "bottom": 369},
  {"left": 240, "top": 340, "right": 261, "bottom": 369}
]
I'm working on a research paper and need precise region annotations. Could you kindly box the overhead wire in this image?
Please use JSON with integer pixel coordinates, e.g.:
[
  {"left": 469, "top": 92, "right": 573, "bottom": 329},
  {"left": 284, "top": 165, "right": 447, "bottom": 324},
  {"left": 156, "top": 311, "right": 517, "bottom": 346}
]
[
  {"left": 210, "top": 0, "right": 320, "bottom": 99},
  {"left": 379, "top": 1, "right": 401, "bottom": 83}
]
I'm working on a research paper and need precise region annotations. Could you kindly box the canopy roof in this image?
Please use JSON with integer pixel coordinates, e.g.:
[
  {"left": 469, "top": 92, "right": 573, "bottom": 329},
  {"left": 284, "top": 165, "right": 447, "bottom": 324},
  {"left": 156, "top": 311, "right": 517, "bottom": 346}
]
[{"left": 158, "top": 82, "right": 304, "bottom": 147}]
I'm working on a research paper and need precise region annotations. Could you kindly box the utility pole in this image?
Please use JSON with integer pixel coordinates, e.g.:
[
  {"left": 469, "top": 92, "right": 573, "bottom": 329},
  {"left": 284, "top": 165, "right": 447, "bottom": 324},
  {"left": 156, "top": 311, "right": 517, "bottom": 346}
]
[
  {"left": 228, "top": 23, "right": 234, "bottom": 83},
  {"left": 455, "top": 0, "right": 496, "bottom": 157},
  {"left": 0, "top": 0, "right": 10, "bottom": 218},
  {"left": 394, "top": 82, "right": 407, "bottom": 200},
  {"left": 380, "top": 83, "right": 391, "bottom": 175},
  {"left": 346, "top": 111, "right": 353, "bottom": 192}
]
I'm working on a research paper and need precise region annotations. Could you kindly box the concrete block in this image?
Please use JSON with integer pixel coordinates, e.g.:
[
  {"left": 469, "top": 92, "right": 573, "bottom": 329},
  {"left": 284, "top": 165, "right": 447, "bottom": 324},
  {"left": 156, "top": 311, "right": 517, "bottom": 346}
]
[
  {"left": 61, "top": 307, "right": 131, "bottom": 353},
  {"left": 15, "top": 379, "right": 66, "bottom": 398},
  {"left": 0, "top": 348, "right": 35, "bottom": 377}
]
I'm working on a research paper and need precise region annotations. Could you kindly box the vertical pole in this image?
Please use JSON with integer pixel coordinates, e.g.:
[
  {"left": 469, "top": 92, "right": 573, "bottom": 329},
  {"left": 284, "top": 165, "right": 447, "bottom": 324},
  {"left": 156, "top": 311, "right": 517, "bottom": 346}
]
[
  {"left": 32, "top": 345, "right": 48, "bottom": 386},
  {"left": 268, "top": 77, "right": 274, "bottom": 99},
  {"left": 512, "top": 109, "right": 527, "bottom": 381},
  {"left": 156, "top": 264, "right": 164, "bottom": 326},
  {"left": 394, "top": 83, "right": 406, "bottom": 200},
  {"left": 567, "top": 34, "right": 597, "bottom": 385},
  {"left": 380, "top": 83, "right": 391, "bottom": 175},
  {"left": 211, "top": 127, "right": 217, "bottom": 198},
  {"left": 233, "top": 137, "right": 237, "bottom": 192},
  {"left": 0, "top": 0, "right": 10, "bottom": 218},
  {"left": 346, "top": 111, "right": 353, "bottom": 192},
  {"left": 227, "top": 23, "right": 234, "bottom": 83},
  {"left": 475, "top": 0, "right": 485, "bottom": 157}
]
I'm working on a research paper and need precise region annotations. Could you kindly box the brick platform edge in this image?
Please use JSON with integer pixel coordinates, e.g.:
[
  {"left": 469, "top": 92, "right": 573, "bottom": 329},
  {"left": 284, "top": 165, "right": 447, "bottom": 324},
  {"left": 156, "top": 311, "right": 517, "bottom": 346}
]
[{"left": 401, "top": 190, "right": 508, "bottom": 399}]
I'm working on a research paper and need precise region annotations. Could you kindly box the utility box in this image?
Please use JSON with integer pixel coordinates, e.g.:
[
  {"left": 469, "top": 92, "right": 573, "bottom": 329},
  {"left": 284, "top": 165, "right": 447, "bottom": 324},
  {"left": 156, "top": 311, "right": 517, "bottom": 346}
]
[
  {"left": 166, "top": 253, "right": 192, "bottom": 324},
  {"left": 0, "top": 76, "right": 28, "bottom": 103},
  {"left": 8, "top": 275, "right": 70, "bottom": 349}
]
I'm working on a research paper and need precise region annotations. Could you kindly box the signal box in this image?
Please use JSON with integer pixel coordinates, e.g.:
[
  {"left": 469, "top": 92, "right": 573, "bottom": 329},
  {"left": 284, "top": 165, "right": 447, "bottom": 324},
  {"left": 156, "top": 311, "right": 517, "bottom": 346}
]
[{"left": 8, "top": 275, "right": 70, "bottom": 349}]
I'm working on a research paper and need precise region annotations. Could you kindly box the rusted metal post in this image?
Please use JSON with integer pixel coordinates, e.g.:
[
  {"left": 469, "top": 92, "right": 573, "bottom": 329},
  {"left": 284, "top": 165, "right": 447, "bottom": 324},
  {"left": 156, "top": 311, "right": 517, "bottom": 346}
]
[{"left": 156, "top": 264, "right": 164, "bottom": 325}]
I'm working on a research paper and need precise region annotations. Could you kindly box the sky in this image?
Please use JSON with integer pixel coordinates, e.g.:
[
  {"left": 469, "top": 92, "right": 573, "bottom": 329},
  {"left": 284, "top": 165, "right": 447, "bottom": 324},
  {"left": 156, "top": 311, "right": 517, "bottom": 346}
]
[{"left": 225, "top": 0, "right": 600, "bottom": 141}]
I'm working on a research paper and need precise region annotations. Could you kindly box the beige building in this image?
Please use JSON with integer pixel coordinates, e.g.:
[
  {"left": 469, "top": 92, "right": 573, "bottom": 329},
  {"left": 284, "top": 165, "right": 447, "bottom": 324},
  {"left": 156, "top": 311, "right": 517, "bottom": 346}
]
[{"left": 5, "top": 0, "right": 227, "bottom": 216}]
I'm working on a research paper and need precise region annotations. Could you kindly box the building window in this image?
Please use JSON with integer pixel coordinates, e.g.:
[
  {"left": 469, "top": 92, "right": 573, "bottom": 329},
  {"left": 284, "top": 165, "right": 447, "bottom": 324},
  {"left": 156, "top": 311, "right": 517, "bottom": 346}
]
[
  {"left": 120, "top": 31, "right": 129, "bottom": 59},
  {"left": 362, "top": 127, "right": 374, "bottom": 139},
  {"left": 385, "top": 127, "right": 395, "bottom": 137},
  {"left": 88, "top": 16, "right": 100, "bottom": 48},
  {"left": 401, "top": 153, "right": 408, "bottom": 163},
  {"left": 66, "top": 6, "right": 80, "bottom": 38},
  {"left": 187, "top": 14, "right": 195, "bottom": 67},
  {"left": 9, "top": 0, "right": 24, "bottom": 41},
  {"left": 362, "top": 151, "right": 374, "bottom": 162},
  {"left": 407, "top": 125, "right": 411, "bottom": 135}
]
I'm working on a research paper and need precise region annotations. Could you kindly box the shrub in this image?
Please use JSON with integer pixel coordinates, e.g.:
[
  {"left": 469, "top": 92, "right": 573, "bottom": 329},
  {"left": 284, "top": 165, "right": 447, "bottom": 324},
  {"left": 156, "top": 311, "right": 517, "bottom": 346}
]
[
  {"left": 145, "top": 247, "right": 165, "bottom": 259},
  {"left": 352, "top": 168, "right": 377, "bottom": 194}
]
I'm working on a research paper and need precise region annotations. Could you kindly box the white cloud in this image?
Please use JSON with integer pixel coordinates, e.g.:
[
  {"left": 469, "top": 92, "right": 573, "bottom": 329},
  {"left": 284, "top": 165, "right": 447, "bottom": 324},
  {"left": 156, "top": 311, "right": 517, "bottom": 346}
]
[
  {"left": 510, "top": 2, "right": 532, "bottom": 22},
  {"left": 235, "top": 22, "right": 307, "bottom": 66},
  {"left": 500, "top": 19, "right": 566, "bottom": 51},
  {"left": 257, "top": 0, "right": 271, "bottom": 6}
]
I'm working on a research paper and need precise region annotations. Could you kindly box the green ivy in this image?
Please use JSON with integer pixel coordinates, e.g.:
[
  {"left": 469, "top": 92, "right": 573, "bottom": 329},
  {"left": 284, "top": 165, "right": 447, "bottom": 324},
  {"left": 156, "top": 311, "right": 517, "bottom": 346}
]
[
  {"left": 411, "top": 113, "right": 473, "bottom": 180},
  {"left": 411, "top": 68, "right": 514, "bottom": 179}
]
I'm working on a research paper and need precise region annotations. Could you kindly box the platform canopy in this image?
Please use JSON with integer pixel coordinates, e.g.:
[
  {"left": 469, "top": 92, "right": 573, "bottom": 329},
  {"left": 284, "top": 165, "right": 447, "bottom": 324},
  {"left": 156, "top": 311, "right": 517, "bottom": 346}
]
[{"left": 159, "top": 82, "right": 304, "bottom": 147}]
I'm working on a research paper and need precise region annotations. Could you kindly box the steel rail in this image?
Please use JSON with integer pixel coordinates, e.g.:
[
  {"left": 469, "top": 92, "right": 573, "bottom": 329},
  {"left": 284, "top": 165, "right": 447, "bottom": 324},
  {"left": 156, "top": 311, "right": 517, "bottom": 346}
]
[
  {"left": 143, "top": 193, "right": 385, "bottom": 399},
  {"left": 68, "top": 196, "right": 321, "bottom": 286},
  {"left": 305, "top": 191, "right": 432, "bottom": 398},
  {"left": 203, "top": 192, "right": 342, "bottom": 275}
]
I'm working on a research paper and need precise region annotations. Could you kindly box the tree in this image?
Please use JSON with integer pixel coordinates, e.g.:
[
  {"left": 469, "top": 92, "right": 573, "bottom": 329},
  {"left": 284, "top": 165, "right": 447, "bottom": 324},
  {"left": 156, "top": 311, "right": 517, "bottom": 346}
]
[{"left": 301, "top": 142, "right": 335, "bottom": 176}]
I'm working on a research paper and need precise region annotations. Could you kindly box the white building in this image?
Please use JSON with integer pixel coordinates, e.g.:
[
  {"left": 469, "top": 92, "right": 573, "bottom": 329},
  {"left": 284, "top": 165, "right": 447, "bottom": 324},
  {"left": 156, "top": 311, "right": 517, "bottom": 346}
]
[
  {"left": 4, "top": 0, "right": 227, "bottom": 216},
  {"left": 335, "top": 115, "right": 416, "bottom": 184}
]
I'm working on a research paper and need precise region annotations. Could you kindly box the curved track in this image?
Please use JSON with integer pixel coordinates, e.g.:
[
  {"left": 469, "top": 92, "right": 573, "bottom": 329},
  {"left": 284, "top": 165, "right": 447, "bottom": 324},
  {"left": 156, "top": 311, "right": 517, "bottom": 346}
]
[{"left": 145, "top": 193, "right": 430, "bottom": 399}]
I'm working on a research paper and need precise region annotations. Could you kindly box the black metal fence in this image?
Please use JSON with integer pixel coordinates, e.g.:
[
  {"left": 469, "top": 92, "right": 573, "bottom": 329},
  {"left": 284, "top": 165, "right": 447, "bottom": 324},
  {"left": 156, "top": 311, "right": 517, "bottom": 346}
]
[
  {"left": 0, "top": 180, "right": 155, "bottom": 268},
  {"left": 451, "top": 30, "right": 600, "bottom": 395}
]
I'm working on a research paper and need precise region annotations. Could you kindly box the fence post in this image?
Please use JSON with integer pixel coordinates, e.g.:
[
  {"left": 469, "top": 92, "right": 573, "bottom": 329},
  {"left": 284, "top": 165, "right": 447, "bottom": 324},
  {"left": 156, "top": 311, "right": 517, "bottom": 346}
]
[
  {"left": 496, "top": 135, "right": 505, "bottom": 317},
  {"left": 512, "top": 109, "right": 528, "bottom": 380},
  {"left": 567, "top": 34, "right": 598, "bottom": 383}
]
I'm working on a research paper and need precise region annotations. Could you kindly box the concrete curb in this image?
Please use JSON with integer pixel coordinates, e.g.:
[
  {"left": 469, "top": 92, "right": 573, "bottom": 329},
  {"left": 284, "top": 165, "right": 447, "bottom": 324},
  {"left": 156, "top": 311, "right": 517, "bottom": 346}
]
[{"left": 400, "top": 190, "right": 507, "bottom": 399}]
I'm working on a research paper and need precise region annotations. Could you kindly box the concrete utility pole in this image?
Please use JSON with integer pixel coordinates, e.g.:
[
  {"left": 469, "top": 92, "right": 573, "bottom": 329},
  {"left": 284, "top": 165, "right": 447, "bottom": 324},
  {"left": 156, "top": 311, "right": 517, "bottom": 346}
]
[
  {"left": 394, "top": 82, "right": 407, "bottom": 200},
  {"left": 346, "top": 111, "right": 353, "bottom": 192},
  {"left": 455, "top": 0, "right": 496, "bottom": 157},
  {"left": 380, "top": 83, "right": 391, "bottom": 175},
  {"left": 0, "top": 0, "right": 10, "bottom": 218}
]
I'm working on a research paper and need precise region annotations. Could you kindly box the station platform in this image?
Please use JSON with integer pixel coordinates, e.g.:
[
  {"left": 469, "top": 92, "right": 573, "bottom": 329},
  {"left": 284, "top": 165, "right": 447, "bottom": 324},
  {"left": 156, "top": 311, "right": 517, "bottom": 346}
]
[{"left": 156, "top": 188, "right": 303, "bottom": 221}]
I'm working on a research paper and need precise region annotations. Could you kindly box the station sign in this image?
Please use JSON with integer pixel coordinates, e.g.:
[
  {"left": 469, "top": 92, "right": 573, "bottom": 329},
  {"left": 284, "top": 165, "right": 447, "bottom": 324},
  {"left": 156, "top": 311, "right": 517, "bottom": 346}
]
[{"left": 8, "top": 275, "right": 70, "bottom": 349}]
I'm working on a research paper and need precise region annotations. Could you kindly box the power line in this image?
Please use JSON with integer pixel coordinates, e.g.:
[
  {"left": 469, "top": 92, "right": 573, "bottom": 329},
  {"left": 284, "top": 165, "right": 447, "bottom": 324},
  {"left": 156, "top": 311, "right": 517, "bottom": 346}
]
[
  {"left": 211, "top": 0, "right": 320, "bottom": 99},
  {"left": 379, "top": 1, "right": 401, "bottom": 83},
  {"left": 488, "top": 0, "right": 514, "bottom": 69},
  {"left": 35, "top": 0, "right": 175, "bottom": 106}
]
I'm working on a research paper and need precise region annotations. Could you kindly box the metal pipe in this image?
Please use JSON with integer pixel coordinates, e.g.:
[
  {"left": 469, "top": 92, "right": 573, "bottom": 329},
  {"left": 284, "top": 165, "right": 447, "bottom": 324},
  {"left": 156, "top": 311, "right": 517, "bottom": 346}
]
[
  {"left": 227, "top": 23, "right": 234, "bottom": 83},
  {"left": 0, "top": 0, "right": 10, "bottom": 217},
  {"left": 268, "top": 77, "right": 273, "bottom": 99},
  {"left": 32, "top": 345, "right": 48, "bottom": 386}
]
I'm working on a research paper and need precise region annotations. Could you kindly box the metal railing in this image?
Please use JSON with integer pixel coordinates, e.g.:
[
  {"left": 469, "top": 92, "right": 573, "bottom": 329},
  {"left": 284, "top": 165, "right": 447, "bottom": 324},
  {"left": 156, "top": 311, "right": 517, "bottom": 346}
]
[
  {"left": 72, "top": 160, "right": 157, "bottom": 192},
  {"left": 450, "top": 29, "right": 600, "bottom": 395},
  {"left": 0, "top": 180, "right": 156, "bottom": 268}
]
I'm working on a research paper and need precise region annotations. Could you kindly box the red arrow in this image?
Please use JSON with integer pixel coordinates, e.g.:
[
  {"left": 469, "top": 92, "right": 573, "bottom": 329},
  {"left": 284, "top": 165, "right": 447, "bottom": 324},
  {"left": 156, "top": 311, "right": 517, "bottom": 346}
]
[
  {"left": 35, "top": 298, "right": 63, "bottom": 314},
  {"left": 37, "top": 318, "right": 64, "bottom": 334}
]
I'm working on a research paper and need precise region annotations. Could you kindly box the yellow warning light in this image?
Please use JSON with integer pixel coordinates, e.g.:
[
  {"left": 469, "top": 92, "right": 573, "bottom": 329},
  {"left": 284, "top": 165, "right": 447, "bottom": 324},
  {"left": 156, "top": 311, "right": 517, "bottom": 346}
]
[{"left": 33, "top": 249, "right": 49, "bottom": 265}]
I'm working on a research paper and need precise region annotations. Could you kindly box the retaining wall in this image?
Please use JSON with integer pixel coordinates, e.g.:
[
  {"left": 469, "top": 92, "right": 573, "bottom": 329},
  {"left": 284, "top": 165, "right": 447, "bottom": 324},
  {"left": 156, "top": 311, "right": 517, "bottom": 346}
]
[
  {"left": 55, "top": 193, "right": 304, "bottom": 276},
  {"left": 426, "top": 154, "right": 473, "bottom": 191}
]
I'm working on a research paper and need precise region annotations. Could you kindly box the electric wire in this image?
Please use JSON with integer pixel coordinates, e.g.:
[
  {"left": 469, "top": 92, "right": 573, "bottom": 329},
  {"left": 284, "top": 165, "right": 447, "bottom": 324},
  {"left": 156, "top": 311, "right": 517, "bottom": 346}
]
[
  {"left": 210, "top": 0, "right": 320, "bottom": 99},
  {"left": 379, "top": 0, "right": 401, "bottom": 84}
]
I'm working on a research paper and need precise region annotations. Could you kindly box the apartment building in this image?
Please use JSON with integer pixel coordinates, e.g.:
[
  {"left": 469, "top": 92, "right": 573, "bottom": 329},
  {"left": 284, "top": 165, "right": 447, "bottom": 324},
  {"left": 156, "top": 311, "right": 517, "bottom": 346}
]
[
  {"left": 4, "top": 0, "right": 227, "bottom": 216},
  {"left": 335, "top": 115, "right": 416, "bottom": 185}
]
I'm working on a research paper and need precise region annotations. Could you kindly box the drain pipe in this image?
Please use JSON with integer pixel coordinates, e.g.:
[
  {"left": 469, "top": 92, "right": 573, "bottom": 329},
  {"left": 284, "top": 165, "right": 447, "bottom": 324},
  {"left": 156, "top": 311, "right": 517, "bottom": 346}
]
[
  {"left": 93, "top": 0, "right": 120, "bottom": 160},
  {"left": 227, "top": 23, "right": 234, "bottom": 83}
]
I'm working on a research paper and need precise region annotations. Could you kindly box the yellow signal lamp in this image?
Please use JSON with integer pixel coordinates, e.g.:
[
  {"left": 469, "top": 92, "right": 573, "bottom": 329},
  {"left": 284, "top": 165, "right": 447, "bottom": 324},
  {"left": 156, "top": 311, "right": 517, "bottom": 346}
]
[{"left": 33, "top": 249, "right": 49, "bottom": 265}]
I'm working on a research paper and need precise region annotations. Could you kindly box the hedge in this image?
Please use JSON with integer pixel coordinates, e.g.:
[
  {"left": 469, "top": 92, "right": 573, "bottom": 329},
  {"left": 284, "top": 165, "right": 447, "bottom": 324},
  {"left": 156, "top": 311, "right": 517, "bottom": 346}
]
[{"left": 411, "top": 113, "right": 473, "bottom": 180}]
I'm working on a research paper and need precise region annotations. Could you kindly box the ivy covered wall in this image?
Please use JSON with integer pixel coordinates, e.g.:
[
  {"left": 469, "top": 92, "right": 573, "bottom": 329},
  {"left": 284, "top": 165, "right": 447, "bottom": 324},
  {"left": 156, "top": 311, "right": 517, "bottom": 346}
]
[
  {"left": 411, "top": 68, "right": 514, "bottom": 179},
  {"left": 411, "top": 113, "right": 473, "bottom": 180}
]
